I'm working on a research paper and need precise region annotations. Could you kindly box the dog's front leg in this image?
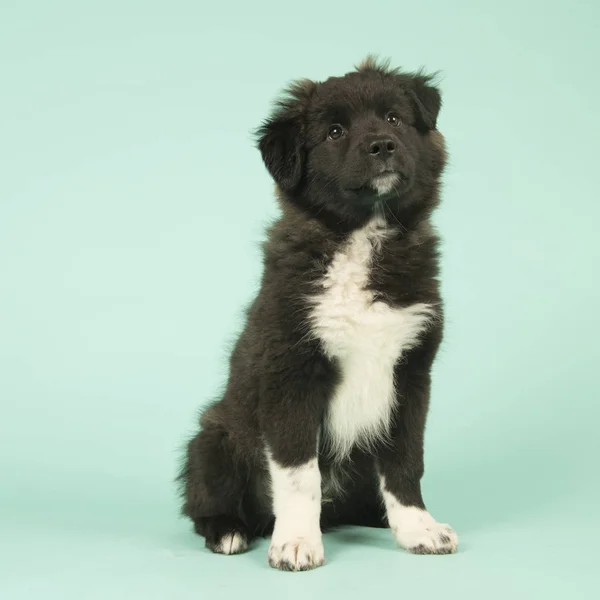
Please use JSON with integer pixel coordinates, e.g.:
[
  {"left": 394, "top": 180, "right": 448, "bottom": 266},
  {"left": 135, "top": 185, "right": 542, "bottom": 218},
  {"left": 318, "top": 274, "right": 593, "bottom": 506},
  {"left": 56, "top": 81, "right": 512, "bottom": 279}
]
[
  {"left": 259, "top": 359, "right": 330, "bottom": 572},
  {"left": 377, "top": 360, "right": 458, "bottom": 555},
  {"left": 266, "top": 450, "right": 323, "bottom": 571}
]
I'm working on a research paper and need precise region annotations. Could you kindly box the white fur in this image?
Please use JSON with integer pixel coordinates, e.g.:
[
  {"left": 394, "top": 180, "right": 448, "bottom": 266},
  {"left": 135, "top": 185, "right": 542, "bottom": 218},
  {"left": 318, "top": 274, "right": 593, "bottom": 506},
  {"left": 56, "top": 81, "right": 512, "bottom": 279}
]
[
  {"left": 309, "top": 217, "right": 436, "bottom": 459},
  {"left": 267, "top": 453, "right": 325, "bottom": 571},
  {"left": 213, "top": 532, "right": 248, "bottom": 555},
  {"left": 379, "top": 476, "right": 458, "bottom": 554},
  {"left": 372, "top": 172, "right": 400, "bottom": 195}
]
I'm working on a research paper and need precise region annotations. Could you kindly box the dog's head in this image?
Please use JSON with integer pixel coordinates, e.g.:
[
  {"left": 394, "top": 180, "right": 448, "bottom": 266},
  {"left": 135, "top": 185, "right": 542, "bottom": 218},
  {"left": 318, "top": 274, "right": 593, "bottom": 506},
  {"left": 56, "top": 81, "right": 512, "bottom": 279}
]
[{"left": 257, "top": 57, "right": 447, "bottom": 229}]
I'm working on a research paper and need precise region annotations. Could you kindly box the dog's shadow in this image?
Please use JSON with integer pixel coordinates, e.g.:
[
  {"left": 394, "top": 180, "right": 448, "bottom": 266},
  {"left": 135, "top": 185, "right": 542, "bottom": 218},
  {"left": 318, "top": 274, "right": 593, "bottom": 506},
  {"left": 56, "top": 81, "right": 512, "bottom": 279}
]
[
  {"left": 172, "top": 416, "right": 574, "bottom": 564},
  {"left": 315, "top": 424, "right": 576, "bottom": 561},
  {"left": 421, "top": 429, "right": 576, "bottom": 537}
]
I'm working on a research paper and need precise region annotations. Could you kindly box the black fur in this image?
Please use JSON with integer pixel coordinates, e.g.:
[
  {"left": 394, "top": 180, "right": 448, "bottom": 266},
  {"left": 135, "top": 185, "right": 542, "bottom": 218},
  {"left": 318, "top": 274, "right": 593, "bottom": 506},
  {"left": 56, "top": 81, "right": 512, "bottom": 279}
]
[{"left": 178, "top": 57, "right": 448, "bottom": 560}]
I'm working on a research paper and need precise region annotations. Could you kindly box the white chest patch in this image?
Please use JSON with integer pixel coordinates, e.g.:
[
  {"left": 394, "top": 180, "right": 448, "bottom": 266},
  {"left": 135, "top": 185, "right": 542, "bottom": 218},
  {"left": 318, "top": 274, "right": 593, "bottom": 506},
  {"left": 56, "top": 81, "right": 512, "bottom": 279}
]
[{"left": 309, "top": 217, "right": 435, "bottom": 460}]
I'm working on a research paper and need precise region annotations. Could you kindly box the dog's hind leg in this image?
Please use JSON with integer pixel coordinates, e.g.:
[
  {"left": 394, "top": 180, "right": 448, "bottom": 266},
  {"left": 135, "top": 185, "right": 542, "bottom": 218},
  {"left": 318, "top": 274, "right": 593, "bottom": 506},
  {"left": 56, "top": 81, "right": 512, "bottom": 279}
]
[
  {"left": 193, "top": 514, "right": 250, "bottom": 555},
  {"left": 179, "top": 421, "right": 255, "bottom": 555}
]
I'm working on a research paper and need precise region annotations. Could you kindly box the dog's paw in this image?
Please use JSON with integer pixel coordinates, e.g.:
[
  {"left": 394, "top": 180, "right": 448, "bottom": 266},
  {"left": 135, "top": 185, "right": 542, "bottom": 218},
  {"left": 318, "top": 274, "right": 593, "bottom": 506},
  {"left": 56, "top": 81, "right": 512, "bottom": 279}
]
[
  {"left": 393, "top": 514, "right": 458, "bottom": 555},
  {"left": 405, "top": 522, "right": 458, "bottom": 555},
  {"left": 210, "top": 531, "right": 249, "bottom": 555},
  {"left": 202, "top": 515, "right": 250, "bottom": 556},
  {"left": 268, "top": 538, "right": 325, "bottom": 571}
]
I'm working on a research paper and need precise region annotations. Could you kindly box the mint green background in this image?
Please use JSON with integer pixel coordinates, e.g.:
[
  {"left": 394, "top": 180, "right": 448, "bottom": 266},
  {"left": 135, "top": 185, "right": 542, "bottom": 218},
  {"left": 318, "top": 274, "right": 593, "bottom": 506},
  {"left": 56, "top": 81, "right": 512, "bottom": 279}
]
[{"left": 1, "top": 1, "right": 599, "bottom": 598}]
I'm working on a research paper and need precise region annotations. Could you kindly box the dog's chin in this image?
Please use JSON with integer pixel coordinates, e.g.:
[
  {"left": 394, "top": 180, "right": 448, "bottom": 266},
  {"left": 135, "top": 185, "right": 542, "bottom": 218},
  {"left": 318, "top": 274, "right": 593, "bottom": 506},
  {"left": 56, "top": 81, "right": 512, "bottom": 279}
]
[
  {"left": 371, "top": 172, "right": 403, "bottom": 196},
  {"left": 349, "top": 172, "right": 408, "bottom": 205}
]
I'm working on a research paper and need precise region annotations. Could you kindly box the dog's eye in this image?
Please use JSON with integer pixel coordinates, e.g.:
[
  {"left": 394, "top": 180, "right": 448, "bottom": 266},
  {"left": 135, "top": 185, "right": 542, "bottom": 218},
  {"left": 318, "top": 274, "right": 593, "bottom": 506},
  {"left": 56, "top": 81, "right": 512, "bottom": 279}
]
[
  {"left": 327, "top": 125, "right": 345, "bottom": 140},
  {"left": 387, "top": 113, "right": 402, "bottom": 127}
]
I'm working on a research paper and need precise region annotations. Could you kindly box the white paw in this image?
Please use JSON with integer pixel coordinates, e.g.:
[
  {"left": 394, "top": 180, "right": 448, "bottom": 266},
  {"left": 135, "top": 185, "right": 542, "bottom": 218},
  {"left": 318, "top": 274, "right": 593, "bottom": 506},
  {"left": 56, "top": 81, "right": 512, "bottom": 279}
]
[
  {"left": 213, "top": 532, "right": 249, "bottom": 555},
  {"left": 393, "top": 514, "right": 458, "bottom": 555},
  {"left": 268, "top": 538, "right": 325, "bottom": 571}
]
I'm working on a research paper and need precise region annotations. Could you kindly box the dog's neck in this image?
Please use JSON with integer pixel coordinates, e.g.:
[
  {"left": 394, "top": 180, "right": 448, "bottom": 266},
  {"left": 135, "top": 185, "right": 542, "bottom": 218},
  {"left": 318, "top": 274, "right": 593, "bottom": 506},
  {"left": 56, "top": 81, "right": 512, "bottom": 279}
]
[{"left": 274, "top": 185, "right": 437, "bottom": 239}]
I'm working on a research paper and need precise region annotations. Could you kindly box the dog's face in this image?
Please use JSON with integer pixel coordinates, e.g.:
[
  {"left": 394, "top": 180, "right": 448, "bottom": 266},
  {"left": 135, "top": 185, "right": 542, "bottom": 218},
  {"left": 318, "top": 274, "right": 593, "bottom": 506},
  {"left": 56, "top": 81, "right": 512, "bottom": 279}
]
[{"left": 257, "top": 58, "right": 447, "bottom": 229}]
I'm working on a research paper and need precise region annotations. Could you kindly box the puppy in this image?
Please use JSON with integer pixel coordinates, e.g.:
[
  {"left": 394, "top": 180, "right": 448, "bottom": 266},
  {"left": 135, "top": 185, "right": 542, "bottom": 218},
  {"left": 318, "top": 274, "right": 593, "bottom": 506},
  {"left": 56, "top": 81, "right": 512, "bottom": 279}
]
[{"left": 178, "top": 57, "right": 457, "bottom": 571}]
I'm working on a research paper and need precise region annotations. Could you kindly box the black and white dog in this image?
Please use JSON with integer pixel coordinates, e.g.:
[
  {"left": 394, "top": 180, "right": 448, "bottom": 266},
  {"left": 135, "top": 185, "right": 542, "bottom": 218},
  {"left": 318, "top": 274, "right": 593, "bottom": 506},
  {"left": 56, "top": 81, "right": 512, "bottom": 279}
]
[{"left": 179, "top": 57, "right": 457, "bottom": 571}]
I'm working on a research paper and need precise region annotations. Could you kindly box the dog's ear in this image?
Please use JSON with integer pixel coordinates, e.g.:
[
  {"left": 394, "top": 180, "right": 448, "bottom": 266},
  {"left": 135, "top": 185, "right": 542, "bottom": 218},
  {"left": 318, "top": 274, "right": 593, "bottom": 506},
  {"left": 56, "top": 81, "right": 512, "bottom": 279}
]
[
  {"left": 257, "top": 116, "right": 304, "bottom": 191},
  {"left": 256, "top": 79, "right": 315, "bottom": 192},
  {"left": 410, "top": 74, "right": 442, "bottom": 132},
  {"left": 355, "top": 57, "right": 441, "bottom": 132}
]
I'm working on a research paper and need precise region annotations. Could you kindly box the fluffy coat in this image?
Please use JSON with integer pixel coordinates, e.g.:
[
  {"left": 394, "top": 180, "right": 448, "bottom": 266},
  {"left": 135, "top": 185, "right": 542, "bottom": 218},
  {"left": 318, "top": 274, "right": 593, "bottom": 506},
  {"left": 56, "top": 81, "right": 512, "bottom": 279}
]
[{"left": 178, "top": 57, "right": 457, "bottom": 571}]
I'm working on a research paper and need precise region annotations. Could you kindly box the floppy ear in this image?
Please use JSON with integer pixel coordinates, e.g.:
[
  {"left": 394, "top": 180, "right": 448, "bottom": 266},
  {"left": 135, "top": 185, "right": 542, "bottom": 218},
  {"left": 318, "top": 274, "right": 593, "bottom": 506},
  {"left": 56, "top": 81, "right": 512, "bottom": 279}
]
[
  {"left": 257, "top": 116, "right": 304, "bottom": 191},
  {"left": 410, "top": 75, "right": 442, "bottom": 132},
  {"left": 256, "top": 79, "right": 315, "bottom": 191}
]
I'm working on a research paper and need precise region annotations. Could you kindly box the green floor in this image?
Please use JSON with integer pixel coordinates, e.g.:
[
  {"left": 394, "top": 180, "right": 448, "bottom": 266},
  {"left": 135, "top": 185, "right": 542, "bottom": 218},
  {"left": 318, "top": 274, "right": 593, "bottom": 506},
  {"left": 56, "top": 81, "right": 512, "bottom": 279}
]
[{"left": 2, "top": 483, "right": 598, "bottom": 599}]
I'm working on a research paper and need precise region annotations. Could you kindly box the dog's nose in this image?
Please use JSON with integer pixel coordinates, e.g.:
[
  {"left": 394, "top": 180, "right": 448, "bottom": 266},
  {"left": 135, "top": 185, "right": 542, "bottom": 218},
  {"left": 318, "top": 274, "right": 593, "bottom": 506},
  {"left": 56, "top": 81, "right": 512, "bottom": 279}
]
[{"left": 369, "top": 139, "right": 396, "bottom": 156}]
